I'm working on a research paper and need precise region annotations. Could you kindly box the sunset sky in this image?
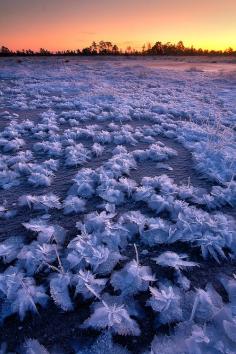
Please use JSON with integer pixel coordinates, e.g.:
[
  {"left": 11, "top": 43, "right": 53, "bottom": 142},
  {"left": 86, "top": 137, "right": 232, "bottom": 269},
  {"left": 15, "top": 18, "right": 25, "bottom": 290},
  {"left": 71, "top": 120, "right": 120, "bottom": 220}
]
[{"left": 0, "top": 0, "right": 235, "bottom": 51}]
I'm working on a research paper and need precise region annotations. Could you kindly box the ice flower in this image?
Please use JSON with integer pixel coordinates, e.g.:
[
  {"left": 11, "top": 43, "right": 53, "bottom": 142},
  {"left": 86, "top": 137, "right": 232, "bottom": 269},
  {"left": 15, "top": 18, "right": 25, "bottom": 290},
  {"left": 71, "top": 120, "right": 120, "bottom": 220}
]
[{"left": 152, "top": 251, "right": 198, "bottom": 270}]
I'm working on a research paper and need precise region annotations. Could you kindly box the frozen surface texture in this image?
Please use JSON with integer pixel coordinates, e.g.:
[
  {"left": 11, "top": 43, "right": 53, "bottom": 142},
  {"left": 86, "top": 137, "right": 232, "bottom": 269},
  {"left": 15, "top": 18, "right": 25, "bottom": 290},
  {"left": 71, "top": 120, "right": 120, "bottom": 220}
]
[{"left": 0, "top": 57, "right": 235, "bottom": 353}]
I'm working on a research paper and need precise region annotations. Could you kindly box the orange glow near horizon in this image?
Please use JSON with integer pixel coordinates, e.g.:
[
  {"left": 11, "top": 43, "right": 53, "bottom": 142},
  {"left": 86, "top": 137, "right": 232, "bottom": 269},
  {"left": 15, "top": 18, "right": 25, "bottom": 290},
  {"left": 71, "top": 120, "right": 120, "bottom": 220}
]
[{"left": 0, "top": 0, "right": 235, "bottom": 52}]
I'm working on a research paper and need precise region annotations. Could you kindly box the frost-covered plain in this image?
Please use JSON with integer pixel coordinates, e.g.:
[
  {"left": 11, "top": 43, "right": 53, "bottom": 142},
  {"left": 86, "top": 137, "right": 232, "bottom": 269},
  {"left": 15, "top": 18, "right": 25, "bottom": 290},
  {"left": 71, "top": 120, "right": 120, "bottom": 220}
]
[{"left": 0, "top": 57, "right": 236, "bottom": 353}]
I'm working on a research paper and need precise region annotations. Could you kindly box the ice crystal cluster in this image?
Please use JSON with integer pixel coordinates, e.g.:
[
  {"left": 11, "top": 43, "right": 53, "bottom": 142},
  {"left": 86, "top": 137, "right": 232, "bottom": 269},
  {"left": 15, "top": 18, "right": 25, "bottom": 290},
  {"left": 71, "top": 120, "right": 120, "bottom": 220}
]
[{"left": 0, "top": 57, "right": 235, "bottom": 353}]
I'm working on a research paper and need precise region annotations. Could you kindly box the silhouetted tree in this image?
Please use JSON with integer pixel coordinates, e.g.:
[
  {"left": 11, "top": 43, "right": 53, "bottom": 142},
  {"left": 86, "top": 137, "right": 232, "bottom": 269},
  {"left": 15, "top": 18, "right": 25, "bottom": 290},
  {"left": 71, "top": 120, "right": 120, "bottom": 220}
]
[
  {"left": 39, "top": 48, "right": 51, "bottom": 55},
  {"left": 176, "top": 41, "right": 185, "bottom": 53},
  {"left": 151, "top": 41, "right": 164, "bottom": 55},
  {"left": 0, "top": 41, "right": 235, "bottom": 57},
  {"left": 90, "top": 41, "right": 98, "bottom": 54},
  {"left": 82, "top": 47, "right": 92, "bottom": 55},
  {"left": 0, "top": 46, "right": 11, "bottom": 55},
  {"left": 112, "top": 44, "right": 119, "bottom": 54},
  {"left": 225, "top": 47, "right": 233, "bottom": 55},
  {"left": 126, "top": 46, "right": 132, "bottom": 54}
]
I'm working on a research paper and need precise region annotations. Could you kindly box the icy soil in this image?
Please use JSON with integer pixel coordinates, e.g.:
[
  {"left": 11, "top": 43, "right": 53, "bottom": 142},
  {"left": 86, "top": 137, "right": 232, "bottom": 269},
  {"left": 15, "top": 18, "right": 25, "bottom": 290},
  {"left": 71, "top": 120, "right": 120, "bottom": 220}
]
[{"left": 0, "top": 57, "right": 236, "bottom": 353}]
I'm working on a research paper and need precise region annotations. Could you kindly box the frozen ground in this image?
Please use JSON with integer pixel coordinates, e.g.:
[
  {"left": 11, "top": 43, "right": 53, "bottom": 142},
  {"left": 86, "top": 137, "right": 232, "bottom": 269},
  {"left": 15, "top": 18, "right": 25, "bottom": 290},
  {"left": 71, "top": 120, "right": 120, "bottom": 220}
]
[{"left": 0, "top": 56, "right": 235, "bottom": 353}]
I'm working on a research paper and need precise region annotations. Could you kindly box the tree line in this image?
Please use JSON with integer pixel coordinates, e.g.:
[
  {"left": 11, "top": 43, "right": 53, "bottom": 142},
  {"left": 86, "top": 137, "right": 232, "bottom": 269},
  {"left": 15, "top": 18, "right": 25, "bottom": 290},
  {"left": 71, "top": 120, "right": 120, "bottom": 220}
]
[{"left": 0, "top": 40, "right": 235, "bottom": 56}]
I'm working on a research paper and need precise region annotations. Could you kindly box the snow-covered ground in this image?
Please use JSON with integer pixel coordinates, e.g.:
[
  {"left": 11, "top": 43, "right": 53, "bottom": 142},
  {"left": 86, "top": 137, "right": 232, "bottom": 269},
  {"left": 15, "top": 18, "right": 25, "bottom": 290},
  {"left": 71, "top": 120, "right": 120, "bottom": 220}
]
[{"left": 0, "top": 57, "right": 235, "bottom": 353}]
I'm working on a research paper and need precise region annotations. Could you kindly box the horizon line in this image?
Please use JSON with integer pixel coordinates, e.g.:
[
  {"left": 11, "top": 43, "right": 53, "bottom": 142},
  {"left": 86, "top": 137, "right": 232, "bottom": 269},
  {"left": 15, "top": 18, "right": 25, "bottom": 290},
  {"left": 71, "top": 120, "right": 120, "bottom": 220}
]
[{"left": 1, "top": 40, "right": 235, "bottom": 53}]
